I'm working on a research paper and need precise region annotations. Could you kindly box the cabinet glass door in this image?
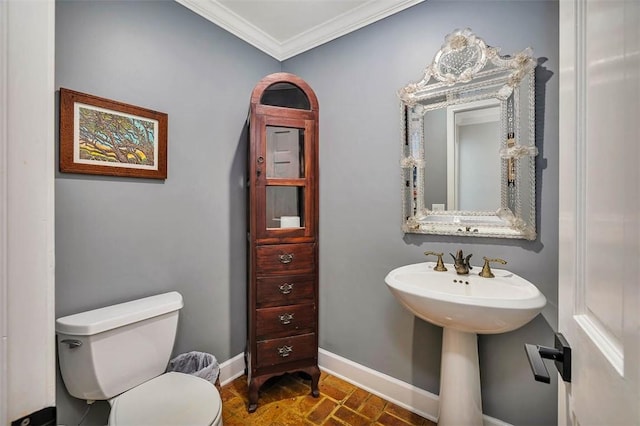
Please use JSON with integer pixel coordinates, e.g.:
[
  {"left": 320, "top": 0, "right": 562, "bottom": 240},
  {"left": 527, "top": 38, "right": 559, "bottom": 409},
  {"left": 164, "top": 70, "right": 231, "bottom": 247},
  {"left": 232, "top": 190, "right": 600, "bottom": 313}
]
[
  {"left": 255, "top": 117, "right": 315, "bottom": 240},
  {"left": 265, "top": 125, "right": 305, "bottom": 230}
]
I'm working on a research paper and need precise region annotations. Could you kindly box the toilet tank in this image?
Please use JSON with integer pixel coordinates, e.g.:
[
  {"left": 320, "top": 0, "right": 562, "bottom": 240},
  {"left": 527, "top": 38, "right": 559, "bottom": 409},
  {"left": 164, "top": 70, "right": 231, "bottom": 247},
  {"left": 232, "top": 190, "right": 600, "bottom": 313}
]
[{"left": 56, "top": 292, "right": 184, "bottom": 401}]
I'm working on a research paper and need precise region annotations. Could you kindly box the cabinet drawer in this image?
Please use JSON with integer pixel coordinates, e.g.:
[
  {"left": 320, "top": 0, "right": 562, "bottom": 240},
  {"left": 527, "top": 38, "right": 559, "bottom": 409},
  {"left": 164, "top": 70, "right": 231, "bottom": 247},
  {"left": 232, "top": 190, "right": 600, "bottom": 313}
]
[
  {"left": 256, "top": 275, "right": 315, "bottom": 307},
  {"left": 256, "top": 303, "right": 316, "bottom": 339},
  {"left": 256, "top": 333, "right": 316, "bottom": 368},
  {"left": 256, "top": 243, "right": 315, "bottom": 275}
]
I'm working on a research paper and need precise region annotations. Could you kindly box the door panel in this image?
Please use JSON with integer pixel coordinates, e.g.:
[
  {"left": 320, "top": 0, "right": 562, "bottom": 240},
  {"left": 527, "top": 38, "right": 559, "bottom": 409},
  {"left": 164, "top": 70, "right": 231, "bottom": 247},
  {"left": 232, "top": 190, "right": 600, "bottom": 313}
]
[
  {"left": 559, "top": 0, "right": 639, "bottom": 424},
  {"left": 254, "top": 115, "right": 315, "bottom": 241}
]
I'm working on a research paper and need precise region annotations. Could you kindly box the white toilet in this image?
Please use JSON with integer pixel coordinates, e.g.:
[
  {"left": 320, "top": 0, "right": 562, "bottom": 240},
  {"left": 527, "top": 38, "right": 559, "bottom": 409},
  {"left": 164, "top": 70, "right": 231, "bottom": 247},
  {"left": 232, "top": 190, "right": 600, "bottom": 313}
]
[{"left": 56, "top": 291, "right": 223, "bottom": 425}]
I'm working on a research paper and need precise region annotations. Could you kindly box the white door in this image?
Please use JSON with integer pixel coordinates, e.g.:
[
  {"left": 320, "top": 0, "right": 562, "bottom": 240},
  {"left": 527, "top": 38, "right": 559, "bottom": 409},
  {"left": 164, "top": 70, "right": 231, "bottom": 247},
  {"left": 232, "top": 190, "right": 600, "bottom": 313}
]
[
  {"left": 1, "top": 0, "right": 56, "bottom": 424},
  {"left": 558, "top": 0, "right": 639, "bottom": 425}
]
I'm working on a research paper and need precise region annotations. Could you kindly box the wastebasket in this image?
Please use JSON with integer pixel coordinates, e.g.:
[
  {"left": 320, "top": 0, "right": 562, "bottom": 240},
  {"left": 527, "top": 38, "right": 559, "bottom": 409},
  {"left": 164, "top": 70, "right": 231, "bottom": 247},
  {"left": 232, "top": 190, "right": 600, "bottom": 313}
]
[{"left": 167, "top": 351, "right": 219, "bottom": 385}]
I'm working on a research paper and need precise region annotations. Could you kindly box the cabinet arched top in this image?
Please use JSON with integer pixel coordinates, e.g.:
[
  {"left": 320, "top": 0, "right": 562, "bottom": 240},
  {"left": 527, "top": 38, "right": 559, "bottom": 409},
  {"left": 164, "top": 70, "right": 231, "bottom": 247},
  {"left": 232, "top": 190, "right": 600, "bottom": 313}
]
[{"left": 250, "top": 73, "right": 319, "bottom": 112}]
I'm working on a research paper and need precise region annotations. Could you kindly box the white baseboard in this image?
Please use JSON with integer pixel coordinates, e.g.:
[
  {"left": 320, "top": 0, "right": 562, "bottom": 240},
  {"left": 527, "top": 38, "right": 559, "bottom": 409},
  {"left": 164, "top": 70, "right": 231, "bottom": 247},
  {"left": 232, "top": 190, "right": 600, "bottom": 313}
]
[
  {"left": 219, "top": 348, "right": 510, "bottom": 426},
  {"left": 218, "top": 352, "right": 245, "bottom": 386}
]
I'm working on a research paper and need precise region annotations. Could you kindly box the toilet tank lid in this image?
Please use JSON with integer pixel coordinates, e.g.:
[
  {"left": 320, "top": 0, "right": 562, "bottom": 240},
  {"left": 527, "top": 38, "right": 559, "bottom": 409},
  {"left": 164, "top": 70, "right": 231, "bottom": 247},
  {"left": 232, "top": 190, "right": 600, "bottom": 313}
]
[{"left": 56, "top": 292, "right": 184, "bottom": 336}]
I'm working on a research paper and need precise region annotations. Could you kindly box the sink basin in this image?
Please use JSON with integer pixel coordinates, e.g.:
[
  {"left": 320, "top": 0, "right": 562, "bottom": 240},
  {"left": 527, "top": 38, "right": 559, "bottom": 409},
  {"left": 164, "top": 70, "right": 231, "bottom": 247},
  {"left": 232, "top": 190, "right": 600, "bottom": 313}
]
[
  {"left": 385, "top": 261, "right": 546, "bottom": 425},
  {"left": 385, "top": 261, "right": 546, "bottom": 334}
]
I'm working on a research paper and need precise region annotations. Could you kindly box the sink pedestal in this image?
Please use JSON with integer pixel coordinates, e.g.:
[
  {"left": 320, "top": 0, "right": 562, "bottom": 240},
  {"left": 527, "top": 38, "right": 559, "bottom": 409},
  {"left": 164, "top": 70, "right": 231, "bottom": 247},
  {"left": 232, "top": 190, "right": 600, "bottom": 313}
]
[{"left": 439, "top": 328, "right": 483, "bottom": 426}]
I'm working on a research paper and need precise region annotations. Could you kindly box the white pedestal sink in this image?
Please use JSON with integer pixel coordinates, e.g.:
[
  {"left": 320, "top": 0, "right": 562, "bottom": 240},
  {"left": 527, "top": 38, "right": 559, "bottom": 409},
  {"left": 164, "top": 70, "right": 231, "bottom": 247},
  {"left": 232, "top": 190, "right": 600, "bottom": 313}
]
[{"left": 385, "top": 261, "right": 546, "bottom": 426}]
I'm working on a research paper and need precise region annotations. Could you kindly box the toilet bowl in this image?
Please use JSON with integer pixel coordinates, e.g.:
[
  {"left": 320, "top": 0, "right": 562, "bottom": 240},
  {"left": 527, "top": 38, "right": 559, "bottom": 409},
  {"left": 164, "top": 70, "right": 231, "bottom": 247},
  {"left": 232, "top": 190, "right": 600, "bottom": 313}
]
[
  {"left": 56, "top": 292, "right": 223, "bottom": 425},
  {"left": 108, "top": 372, "right": 221, "bottom": 426}
]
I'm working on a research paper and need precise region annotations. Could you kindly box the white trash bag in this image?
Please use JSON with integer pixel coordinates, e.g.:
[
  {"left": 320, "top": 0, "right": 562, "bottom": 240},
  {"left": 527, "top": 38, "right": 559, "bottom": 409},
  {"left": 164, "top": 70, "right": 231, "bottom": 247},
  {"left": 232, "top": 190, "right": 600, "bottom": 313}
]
[{"left": 167, "top": 351, "right": 219, "bottom": 385}]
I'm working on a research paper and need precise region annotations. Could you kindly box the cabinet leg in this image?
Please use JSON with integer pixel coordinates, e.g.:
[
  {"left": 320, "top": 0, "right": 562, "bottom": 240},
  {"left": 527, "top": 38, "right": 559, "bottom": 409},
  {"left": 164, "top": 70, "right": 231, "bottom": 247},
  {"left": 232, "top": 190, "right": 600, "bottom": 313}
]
[
  {"left": 248, "top": 376, "right": 266, "bottom": 413},
  {"left": 301, "top": 365, "right": 321, "bottom": 398},
  {"left": 248, "top": 366, "right": 321, "bottom": 411}
]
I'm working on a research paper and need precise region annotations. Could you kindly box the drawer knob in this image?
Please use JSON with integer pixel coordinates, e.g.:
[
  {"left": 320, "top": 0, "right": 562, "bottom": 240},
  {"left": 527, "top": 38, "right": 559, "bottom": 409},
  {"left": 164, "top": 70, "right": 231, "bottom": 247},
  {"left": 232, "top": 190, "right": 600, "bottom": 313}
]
[
  {"left": 279, "top": 283, "right": 294, "bottom": 294},
  {"left": 279, "top": 253, "right": 294, "bottom": 264},
  {"left": 278, "top": 313, "right": 294, "bottom": 325},
  {"left": 278, "top": 345, "right": 293, "bottom": 357}
]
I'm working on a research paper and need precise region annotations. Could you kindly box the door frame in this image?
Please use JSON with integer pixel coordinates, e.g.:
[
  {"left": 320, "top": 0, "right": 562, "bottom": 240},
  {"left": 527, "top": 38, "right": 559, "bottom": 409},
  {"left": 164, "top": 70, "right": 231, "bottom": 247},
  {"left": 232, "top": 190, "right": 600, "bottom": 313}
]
[{"left": 0, "top": 0, "right": 56, "bottom": 423}]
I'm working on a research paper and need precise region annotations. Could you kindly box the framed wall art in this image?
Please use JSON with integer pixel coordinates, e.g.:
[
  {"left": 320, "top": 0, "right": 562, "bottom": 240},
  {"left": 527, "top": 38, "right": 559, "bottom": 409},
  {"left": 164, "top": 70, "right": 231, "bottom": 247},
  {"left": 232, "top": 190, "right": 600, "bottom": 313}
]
[{"left": 59, "top": 88, "right": 168, "bottom": 179}]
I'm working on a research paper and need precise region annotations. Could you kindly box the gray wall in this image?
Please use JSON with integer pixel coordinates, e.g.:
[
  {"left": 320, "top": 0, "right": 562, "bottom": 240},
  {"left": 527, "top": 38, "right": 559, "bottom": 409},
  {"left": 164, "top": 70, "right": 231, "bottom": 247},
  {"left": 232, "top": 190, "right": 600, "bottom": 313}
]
[
  {"left": 282, "top": 1, "right": 559, "bottom": 424},
  {"left": 55, "top": 0, "right": 559, "bottom": 425},
  {"left": 55, "top": 1, "right": 279, "bottom": 424},
  {"left": 458, "top": 121, "right": 501, "bottom": 211}
]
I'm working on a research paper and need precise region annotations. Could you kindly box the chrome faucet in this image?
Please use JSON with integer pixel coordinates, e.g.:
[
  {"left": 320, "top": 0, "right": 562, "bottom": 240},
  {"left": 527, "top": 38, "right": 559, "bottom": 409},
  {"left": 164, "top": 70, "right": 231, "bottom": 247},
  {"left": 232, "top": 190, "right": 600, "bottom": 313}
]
[{"left": 450, "top": 250, "right": 472, "bottom": 275}]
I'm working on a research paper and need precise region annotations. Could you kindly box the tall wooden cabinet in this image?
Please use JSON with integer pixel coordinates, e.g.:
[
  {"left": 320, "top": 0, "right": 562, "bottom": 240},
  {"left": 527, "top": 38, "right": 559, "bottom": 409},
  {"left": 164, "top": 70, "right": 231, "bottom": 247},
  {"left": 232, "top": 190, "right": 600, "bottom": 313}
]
[{"left": 246, "top": 73, "right": 320, "bottom": 412}]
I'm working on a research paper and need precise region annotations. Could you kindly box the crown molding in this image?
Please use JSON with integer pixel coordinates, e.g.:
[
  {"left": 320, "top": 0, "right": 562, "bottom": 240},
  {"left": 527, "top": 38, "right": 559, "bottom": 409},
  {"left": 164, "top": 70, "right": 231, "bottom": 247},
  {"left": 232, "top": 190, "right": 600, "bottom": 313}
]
[
  {"left": 175, "top": 0, "right": 283, "bottom": 58},
  {"left": 175, "top": 0, "right": 424, "bottom": 61}
]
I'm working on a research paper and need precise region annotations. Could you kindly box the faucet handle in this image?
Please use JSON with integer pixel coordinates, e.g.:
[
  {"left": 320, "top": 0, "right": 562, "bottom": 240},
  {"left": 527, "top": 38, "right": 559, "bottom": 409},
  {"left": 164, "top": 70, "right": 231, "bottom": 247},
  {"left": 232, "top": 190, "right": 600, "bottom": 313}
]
[
  {"left": 424, "top": 251, "right": 447, "bottom": 272},
  {"left": 479, "top": 257, "right": 507, "bottom": 278}
]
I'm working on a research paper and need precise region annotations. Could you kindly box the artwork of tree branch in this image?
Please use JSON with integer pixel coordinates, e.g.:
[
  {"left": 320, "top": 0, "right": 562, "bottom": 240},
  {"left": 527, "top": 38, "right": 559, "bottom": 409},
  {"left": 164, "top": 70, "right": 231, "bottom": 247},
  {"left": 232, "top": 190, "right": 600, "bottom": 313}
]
[
  {"left": 59, "top": 88, "right": 168, "bottom": 179},
  {"left": 78, "top": 106, "right": 156, "bottom": 166}
]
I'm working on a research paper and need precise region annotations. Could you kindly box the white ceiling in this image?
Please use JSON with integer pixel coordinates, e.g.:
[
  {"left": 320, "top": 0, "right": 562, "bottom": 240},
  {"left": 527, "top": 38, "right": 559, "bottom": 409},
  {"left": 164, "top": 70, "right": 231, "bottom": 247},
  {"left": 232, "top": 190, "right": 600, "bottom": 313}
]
[{"left": 175, "top": 0, "right": 425, "bottom": 61}]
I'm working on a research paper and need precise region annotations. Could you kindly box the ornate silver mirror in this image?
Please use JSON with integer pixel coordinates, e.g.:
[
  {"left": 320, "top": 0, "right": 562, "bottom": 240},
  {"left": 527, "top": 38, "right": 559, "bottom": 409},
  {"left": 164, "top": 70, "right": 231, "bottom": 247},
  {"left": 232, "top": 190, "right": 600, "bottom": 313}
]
[{"left": 399, "top": 28, "right": 537, "bottom": 239}]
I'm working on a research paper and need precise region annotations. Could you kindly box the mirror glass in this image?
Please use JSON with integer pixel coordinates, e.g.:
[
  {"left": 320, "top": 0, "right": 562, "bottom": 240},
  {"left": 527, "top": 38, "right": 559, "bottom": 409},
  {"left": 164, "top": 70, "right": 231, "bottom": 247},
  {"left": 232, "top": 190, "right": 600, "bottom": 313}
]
[{"left": 399, "top": 29, "right": 538, "bottom": 239}]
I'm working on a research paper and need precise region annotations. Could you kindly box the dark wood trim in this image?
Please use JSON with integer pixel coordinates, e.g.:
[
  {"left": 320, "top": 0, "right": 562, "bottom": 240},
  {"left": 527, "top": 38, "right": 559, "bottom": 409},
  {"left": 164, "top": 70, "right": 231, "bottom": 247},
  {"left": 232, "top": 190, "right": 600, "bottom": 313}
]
[{"left": 59, "top": 88, "right": 168, "bottom": 179}]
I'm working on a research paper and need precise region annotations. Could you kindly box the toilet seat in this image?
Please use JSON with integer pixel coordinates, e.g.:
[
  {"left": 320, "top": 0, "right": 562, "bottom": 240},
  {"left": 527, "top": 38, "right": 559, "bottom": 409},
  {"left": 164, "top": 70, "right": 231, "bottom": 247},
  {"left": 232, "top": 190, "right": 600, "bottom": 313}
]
[{"left": 108, "top": 372, "right": 222, "bottom": 426}]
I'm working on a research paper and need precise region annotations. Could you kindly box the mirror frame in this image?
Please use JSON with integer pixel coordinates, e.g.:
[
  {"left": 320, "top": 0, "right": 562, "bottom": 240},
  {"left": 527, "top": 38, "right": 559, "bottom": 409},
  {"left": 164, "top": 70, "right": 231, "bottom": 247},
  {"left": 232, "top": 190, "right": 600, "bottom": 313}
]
[{"left": 398, "top": 28, "right": 538, "bottom": 240}]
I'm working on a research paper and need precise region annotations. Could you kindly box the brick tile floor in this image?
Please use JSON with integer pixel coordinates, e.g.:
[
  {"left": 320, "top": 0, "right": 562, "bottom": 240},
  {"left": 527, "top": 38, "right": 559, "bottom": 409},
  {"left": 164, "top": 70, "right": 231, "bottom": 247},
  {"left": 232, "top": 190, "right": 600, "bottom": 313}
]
[{"left": 219, "top": 371, "right": 436, "bottom": 425}]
